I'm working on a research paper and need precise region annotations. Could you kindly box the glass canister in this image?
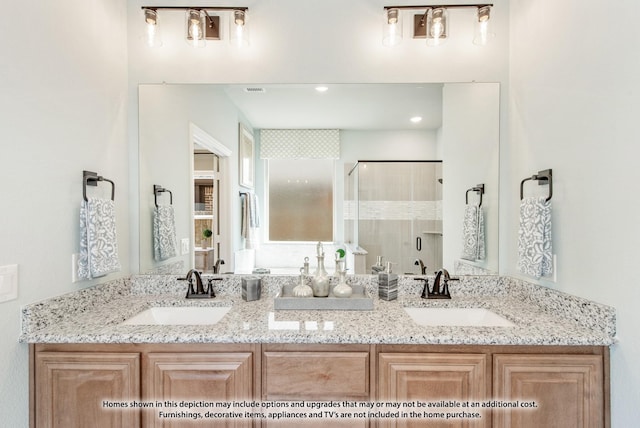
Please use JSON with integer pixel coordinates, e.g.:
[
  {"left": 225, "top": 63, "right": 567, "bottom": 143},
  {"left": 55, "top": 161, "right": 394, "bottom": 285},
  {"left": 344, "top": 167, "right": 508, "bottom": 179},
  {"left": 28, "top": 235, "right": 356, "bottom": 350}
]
[
  {"left": 312, "top": 254, "right": 330, "bottom": 297},
  {"left": 332, "top": 270, "right": 352, "bottom": 298}
]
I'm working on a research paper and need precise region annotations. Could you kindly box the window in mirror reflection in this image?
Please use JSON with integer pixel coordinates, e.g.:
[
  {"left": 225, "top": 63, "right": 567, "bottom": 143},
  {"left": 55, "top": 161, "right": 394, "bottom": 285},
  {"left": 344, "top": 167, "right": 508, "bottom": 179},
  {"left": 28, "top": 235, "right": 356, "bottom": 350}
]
[{"left": 267, "top": 159, "right": 333, "bottom": 241}]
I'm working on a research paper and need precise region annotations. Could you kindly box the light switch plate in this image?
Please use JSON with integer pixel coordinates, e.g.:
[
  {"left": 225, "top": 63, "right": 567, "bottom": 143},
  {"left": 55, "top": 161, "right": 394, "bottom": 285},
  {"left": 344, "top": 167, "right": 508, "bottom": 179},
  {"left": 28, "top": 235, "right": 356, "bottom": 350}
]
[
  {"left": 181, "top": 238, "right": 190, "bottom": 255},
  {"left": 0, "top": 264, "right": 18, "bottom": 303}
]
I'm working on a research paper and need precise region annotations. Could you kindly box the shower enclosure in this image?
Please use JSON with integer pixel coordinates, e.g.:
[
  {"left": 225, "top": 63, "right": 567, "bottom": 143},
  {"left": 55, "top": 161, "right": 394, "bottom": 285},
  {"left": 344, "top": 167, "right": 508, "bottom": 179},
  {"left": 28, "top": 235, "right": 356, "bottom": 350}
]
[{"left": 345, "top": 161, "right": 442, "bottom": 275}]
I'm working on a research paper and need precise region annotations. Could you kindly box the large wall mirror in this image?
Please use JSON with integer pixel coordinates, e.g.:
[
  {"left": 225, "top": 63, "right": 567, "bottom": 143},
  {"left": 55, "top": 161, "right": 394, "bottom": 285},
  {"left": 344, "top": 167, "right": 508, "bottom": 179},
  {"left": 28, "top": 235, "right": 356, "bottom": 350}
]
[{"left": 138, "top": 83, "right": 500, "bottom": 276}]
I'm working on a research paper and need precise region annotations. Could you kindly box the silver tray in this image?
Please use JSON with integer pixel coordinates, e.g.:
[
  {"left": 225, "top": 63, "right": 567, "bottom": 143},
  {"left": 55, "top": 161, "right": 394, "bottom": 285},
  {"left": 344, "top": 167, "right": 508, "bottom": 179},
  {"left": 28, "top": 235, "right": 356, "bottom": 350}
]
[{"left": 274, "top": 283, "right": 374, "bottom": 311}]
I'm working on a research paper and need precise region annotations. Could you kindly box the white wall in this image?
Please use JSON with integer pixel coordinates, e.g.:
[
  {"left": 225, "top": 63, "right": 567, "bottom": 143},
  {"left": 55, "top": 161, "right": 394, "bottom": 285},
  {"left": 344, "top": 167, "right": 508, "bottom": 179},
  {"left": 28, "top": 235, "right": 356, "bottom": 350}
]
[
  {"left": 507, "top": 0, "right": 640, "bottom": 425},
  {"left": 0, "top": 0, "right": 129, "bottom": 426}
]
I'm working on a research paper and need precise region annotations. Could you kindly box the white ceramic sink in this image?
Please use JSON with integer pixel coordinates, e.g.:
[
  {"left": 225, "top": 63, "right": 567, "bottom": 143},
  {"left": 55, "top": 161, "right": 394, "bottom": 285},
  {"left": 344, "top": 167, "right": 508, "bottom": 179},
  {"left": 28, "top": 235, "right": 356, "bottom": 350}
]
[
  {"left": 403, "top": 307, "right": 515, "bottom": 327},
  {"left": 121, "top": 306, "right": 232, "bottom": 326}
]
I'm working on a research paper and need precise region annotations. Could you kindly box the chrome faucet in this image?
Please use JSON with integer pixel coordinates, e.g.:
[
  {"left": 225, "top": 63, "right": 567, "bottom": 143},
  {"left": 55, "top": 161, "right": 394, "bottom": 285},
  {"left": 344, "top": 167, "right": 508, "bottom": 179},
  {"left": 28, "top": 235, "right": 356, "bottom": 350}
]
[
  {"left": 181, "top": 269, "right": 218, "bottom": 299},
  {"left": 213, "top": 259, "right": 225, "bottom": 274},
  {"left": 414, "top": 259, "right": 427, "bottom": 275}
]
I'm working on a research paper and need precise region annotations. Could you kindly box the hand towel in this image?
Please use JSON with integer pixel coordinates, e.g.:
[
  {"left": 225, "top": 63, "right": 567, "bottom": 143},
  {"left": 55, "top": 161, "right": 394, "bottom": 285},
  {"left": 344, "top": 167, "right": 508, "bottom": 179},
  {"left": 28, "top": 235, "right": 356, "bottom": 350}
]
[
  {"left": 517, "top": 197, "right": 552, "bottom": 278},
  {"left": 241, "top": 193, "right": 260, "bottom": 249},
  {"left": 153, "top": 205, "right": 178, "bottom": 261},
  {"left": 77, "top": 197, "right": 121, "bottom": 280},
  {"left": 461, "top": 204, "right": 486, "bottom": 261}
]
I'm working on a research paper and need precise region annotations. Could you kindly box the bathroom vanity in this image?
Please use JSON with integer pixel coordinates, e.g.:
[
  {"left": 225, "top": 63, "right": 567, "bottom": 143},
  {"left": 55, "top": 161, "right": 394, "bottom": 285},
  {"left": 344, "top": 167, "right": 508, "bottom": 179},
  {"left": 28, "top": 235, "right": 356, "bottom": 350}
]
[{"left": 22, "top": 275, "right": 614, "bottom": 428}]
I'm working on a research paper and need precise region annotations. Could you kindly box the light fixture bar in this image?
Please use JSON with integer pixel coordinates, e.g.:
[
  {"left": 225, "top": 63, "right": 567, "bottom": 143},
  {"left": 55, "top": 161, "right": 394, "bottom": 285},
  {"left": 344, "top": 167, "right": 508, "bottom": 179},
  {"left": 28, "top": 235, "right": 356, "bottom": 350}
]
[
  {"left": 141, "top": 6, "right": 248, "bottom": 12},
  {"left": 384, "top": 4, "right": 493, "bottom": 43},
  {"left": 383, "top": 4, "right": 492, "bottom": 11}
]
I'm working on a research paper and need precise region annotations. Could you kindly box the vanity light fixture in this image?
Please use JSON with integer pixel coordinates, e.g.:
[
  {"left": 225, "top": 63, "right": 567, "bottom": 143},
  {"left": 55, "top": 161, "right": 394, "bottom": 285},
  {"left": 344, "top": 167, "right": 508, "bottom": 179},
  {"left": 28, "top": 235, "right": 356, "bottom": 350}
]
[
  {"left": 382, "top": 8, "right": 403, "bottom": 47},
  {"left": 141, "top": 6, "right": 250, "bottom": 47},
  {"left": 230, "top": 9, "right": 249, "bottom": 47},
  {"left": 384, "top": 3, "right": 493, "bottom": 47},
  {"left": 186, "top": 9, "right": 207, "bottom": 47},
  {"left": 473, "top": 5, "right": 494, "bottom": 46},
  {"left": 143, "top": 8, "right": 162, "bottom": 47},
  {"left": 426, "top": 7, "right": 448, "bottom": 46}
]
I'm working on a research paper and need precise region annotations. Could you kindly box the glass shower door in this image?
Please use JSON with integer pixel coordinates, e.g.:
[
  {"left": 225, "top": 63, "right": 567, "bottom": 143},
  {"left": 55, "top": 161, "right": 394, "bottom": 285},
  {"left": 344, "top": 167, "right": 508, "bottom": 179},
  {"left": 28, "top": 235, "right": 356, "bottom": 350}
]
[{"left": 356, "top": 161, "right": 442, "bottom": 275}]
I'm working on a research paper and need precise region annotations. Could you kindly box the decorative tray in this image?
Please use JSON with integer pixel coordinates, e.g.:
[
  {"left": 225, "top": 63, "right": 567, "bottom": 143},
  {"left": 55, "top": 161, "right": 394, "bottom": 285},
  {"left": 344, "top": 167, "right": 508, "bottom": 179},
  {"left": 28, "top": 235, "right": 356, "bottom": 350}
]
[{"left": 274, "top": 283, "right": 374, "bottom": 311}]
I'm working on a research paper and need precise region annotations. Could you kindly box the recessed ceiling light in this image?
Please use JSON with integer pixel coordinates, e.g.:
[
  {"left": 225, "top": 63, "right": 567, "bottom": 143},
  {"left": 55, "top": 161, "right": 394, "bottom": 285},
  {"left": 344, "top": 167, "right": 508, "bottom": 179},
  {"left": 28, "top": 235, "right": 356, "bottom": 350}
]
[
  {"left": 315, "top": 86, "right": 329, "bottom": 92},
  {"left": 410, "top": 116, "right": 423, "bottom": 123}
]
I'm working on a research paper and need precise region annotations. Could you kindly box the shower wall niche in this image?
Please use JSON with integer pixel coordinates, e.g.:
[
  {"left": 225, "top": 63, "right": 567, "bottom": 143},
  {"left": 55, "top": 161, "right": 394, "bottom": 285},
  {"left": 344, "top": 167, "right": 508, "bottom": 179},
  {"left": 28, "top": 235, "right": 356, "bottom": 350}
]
[{"left": 346, "top": 161, "right": 442, "bottom": 275}]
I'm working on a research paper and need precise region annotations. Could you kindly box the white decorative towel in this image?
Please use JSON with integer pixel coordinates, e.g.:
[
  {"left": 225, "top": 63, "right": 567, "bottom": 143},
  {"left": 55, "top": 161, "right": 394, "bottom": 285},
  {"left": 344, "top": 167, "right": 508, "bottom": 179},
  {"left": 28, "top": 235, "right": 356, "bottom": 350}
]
[
  {"left": 77, "top": 197, "right": 121, "bottom": 279},
  {"left": 153, "top": 205, "right": 177, "bottom": 261},
  {"left": 241, "top": 193, "right": 260, "bottom": 249},
  {"left": 461, "top": 205, "right": 486, "bottom": 261},
  {"left": 517, "top": 197, "right": 552, "bottom": 278}
]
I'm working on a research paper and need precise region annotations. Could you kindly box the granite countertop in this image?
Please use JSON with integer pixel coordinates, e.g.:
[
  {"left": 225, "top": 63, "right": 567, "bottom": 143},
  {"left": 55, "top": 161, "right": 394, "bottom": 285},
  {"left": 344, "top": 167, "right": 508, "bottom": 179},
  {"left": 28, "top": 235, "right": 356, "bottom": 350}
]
[{"left": 20, "top": 275, "right": 616, "bottom": 346}]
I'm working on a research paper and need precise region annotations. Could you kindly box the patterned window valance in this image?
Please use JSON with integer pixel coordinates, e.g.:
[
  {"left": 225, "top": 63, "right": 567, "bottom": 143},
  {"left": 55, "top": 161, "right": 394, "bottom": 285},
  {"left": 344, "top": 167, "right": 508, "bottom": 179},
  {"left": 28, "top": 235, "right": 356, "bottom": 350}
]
[{"left": 260, "top": 129, "right": 340, "bottom": 159}]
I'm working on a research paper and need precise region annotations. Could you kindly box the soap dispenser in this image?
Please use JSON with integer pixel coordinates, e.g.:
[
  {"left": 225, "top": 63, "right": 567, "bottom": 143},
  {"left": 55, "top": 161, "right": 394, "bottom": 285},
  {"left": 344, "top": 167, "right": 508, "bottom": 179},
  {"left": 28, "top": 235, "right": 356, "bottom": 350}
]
[
  {"left": 371, "top": 256, "right": 385, "bottom": 274},
  {"left": 378, "top": 261, "right": 398, "bottom": 301},
  {"left": 311, "top": 242, "right": 330, "bottom": 297}
]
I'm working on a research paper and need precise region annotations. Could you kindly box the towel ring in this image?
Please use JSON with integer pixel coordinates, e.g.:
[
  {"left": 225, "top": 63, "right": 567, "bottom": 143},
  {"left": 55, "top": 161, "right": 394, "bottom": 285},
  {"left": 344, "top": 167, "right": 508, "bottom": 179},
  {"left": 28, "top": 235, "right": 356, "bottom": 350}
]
[
  {"left": 520, "top": 169, "right": 552, "bottom": 201},
  {"left": 83, "top": 170, "right": 115, "bottom": 202},
  {"left": 465, "top": 184, "right": 485, "bottom": 207},
  {"left": 154, "top": 185, "right": 173, "bottom": 208}
]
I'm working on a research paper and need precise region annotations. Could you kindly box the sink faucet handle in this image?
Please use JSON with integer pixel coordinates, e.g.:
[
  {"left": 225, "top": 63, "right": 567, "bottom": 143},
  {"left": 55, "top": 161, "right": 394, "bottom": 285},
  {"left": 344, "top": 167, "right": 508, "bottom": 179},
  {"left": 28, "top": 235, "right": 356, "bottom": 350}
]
[
  {"left": 205, "top": 277, "right": 221, "bottom": 298},
  {"left": 414, "top": 277, "right": 430, "bottom": 299}
]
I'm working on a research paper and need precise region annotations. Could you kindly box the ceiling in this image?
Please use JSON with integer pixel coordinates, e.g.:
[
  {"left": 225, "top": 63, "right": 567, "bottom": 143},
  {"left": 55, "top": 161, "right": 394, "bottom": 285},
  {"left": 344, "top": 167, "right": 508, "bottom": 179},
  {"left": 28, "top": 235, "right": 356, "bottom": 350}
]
[{"left": 223, "top": 83, "right": 444, "bottom": 131}]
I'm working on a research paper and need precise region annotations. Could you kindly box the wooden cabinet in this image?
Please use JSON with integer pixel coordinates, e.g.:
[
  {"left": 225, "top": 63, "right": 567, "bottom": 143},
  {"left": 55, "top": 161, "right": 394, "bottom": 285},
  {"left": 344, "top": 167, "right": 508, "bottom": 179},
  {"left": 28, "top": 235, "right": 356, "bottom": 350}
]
[
  {"left": 32, "top": 344, "right": 259, "bottom": 428},
  {"left": 31, "top": 344, "right": 608, "bottom": 428},
  {"left": 493, "top": 354, "right": 605, "bottom": 428},
  {"left": 263, "top": 344, "right": 371, "bottom": 401},
  {"left": 262, "top": 344, "right": 372, "bottom": 428},
  {"left": 376, "top": 345, "right": 607, "bottom": 428},
  {"left": 34, "top": 350, "right": 140, "bottom": 428},
  {"left": 378, "top": 352, "right": 488, "bottom": 428},
  {"left": 143, "top": 352, "right": 254, "bottom": 428}
]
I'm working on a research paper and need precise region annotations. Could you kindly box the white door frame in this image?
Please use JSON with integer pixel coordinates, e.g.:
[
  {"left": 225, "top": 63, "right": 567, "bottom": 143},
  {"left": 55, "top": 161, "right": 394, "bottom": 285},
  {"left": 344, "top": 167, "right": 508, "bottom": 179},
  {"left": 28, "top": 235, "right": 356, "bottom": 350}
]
[{"left": 189, "top": 122, "right": 233, "bottom": 272}]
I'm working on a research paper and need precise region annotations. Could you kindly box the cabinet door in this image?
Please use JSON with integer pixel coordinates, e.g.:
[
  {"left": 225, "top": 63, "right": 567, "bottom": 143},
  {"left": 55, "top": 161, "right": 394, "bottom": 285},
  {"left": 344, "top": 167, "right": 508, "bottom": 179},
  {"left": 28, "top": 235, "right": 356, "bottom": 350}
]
[
  {"left": 263, "top": 349, "right": 371, "bottom": 428},
  {"left": 378, "top": 353, "right": 488, "bottom": 428},
  {"left": 143, "top": 352, "right": 253, "bottom": 428},
  {"left": 493, "top": 354, "right": 603, "bottom": 428},
  {"left": 35, "top": 351, "right": 140, "bottom": 428},
  {"left": 263, "top": 350, "right": 370, "bottom": 400}
]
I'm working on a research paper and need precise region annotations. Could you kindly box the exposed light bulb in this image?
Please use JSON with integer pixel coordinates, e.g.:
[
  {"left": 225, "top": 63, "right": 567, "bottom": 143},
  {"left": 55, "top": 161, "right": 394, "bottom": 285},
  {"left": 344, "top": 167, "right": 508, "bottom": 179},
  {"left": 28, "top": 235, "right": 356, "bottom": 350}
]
[
  {"left": 186, "top": 9, "right": 205, "bottom": 47},
  {"left": 426, "top": 8, "right": 447, "bottom": 47},
  {"left": 382, "top": 8, "right": 402, "bottom": 47},
  {"left": 230, "top": 10, "right": 249, "bottom": 47},
  {"left": 473, "top": 6, "right": 494, "bottom": 46},
  {"left": 143, "top": 9, "right": 162, "bottom": 48}
]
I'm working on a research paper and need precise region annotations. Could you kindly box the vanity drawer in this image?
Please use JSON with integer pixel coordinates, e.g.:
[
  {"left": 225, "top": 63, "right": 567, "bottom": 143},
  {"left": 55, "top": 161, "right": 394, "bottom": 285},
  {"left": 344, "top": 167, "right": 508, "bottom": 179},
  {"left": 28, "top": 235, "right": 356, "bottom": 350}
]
[{"left": 263, "top": 345, "right": 371, "bottom": 400}]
